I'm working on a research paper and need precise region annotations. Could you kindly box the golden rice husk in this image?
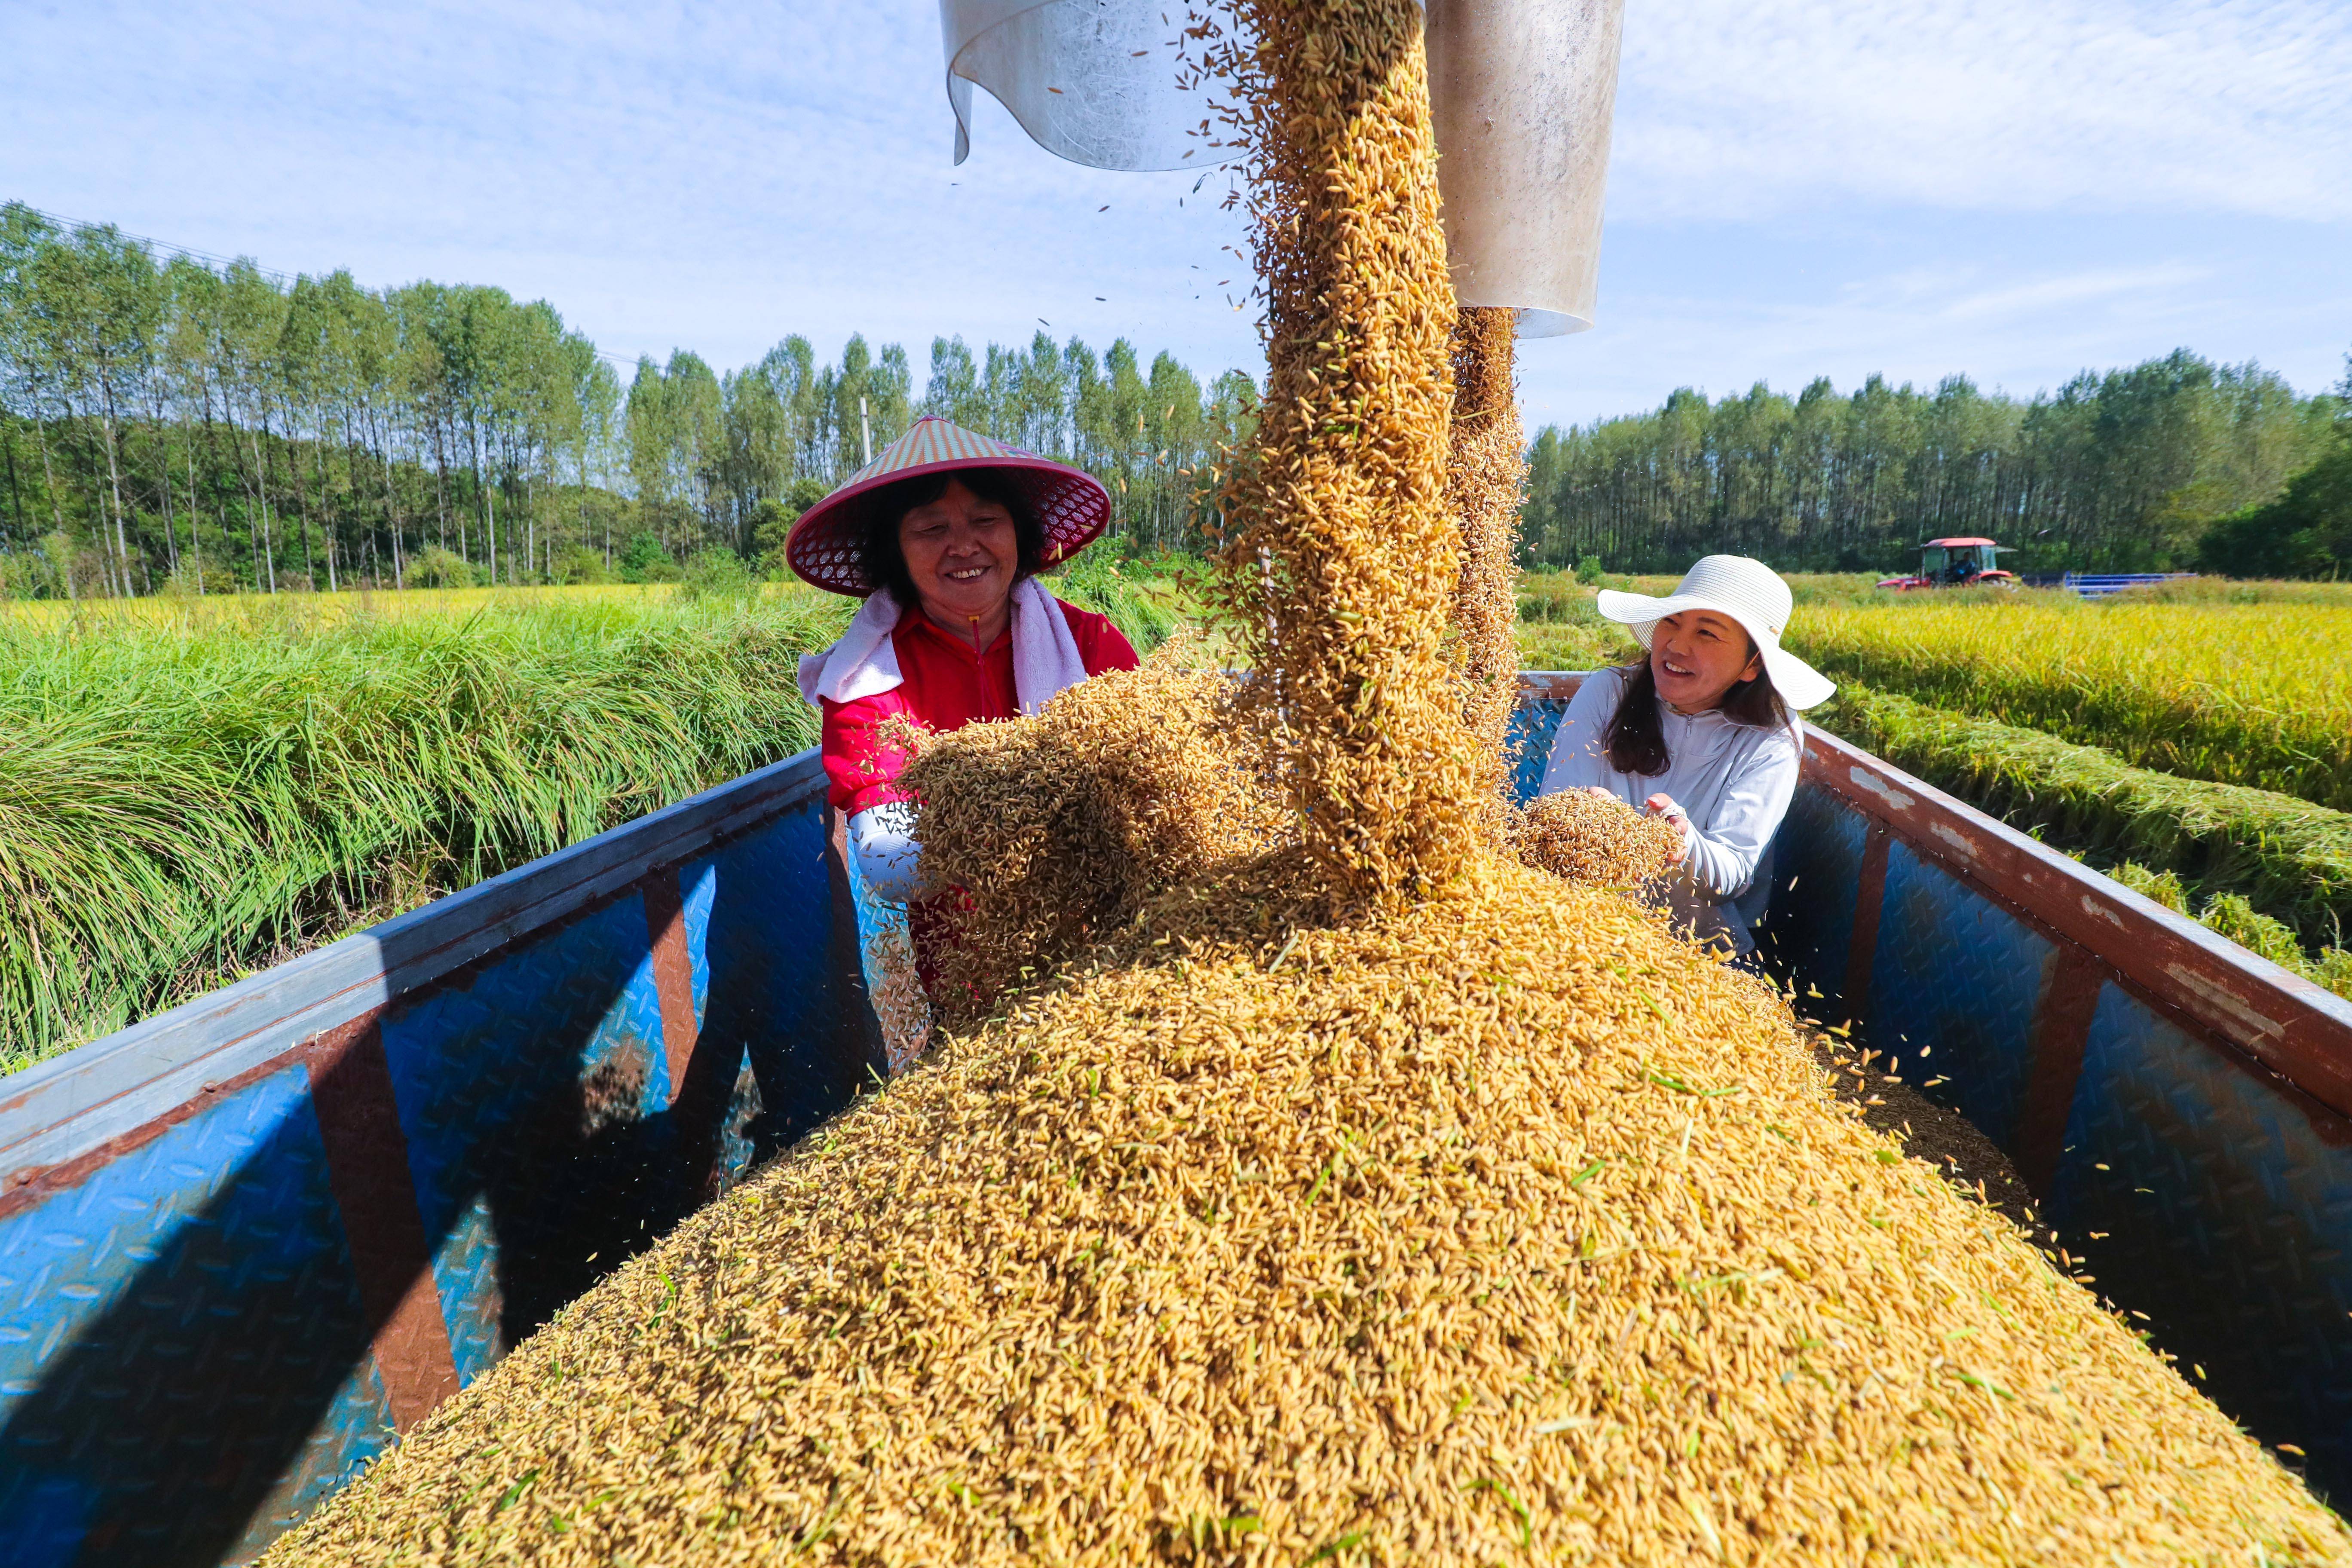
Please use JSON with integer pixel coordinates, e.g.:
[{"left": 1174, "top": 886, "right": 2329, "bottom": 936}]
[
  {"left": 257, "top": 3, "right": 2352, "bottom": 1559},
  {"left": 1444, "top": 305, "right": 1526, "bottom": 837},
  {"left": 893, "top": 655, "right": 1288, "bottom": 1020},
  {"left": 266, "top": 857, "right": 2351, "bottom": 1566},
  {"left": 1507, "top": 788, "right": 1685, "bottom": 888},
  {"left": 1202, "top": 0, "right": 1481, "bottom": 906}
]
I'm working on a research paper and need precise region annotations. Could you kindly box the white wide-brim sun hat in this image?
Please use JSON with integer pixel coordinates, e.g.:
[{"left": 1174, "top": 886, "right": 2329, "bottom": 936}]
[{"left": 1595, "top": 555, "right": 1838, "bottom": 711}]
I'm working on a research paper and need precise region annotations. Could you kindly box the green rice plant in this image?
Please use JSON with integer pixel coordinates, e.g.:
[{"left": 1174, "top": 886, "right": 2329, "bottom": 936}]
[
  {"left": 2197, "top": 894, "right": 2320, "bottom": 973},
  {"left": 1515, "top": 620, "right": 1624, "bottom": 671},
  {"left": 0, "top": 591, "right": 849, "bottom": 1074},
  {"left": 2106, "top": 860, "right": 2190, "bottom": 913},
  {"left": 1785, "top": 598, "right": 2352, "bottom": 809},
  {"left": 2103, "top": 865, "right": 2349, "bottom": 1001},
  {"left": 1047, "top": 550, "right": 1184, "bottom": 655},
  {"left": 1819, "top": 682, "right": 2352, "bottom": 959},
  {"left": 2109, "top": 577, "right": 2352, "bottom": 607}
]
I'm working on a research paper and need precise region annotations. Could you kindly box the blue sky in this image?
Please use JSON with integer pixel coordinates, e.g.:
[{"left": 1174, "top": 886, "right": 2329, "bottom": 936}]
[{"left": 5, "top": 0, "right": 2348, "bottom": 430}]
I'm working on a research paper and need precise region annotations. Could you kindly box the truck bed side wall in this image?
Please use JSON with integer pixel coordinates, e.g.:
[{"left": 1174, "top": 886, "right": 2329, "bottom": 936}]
[{"left": 0, "top": 750, "right": 879, "bottom": 1568}]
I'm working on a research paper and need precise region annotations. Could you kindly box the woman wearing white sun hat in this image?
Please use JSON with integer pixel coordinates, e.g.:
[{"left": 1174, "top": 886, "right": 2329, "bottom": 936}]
[{"left": 1537, "top": 554, "right": 1837, "bottom": 957}]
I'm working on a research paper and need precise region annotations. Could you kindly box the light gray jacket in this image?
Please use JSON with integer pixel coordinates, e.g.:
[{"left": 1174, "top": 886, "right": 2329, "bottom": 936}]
[{"left": 1537, "top": 666, "right": 1801, "bottom": 954}]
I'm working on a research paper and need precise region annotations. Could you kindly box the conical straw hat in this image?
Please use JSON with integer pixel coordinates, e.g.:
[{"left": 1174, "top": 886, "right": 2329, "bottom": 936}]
[{"left": 785, "top": 416, "right": 1113, "bottom": 596}]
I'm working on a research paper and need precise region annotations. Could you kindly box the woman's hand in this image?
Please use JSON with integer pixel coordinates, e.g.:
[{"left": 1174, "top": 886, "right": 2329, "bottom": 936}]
[
  {"left": 1643, "top": 793, "right": 1693, "bottom": 864},
  {"left": 1584, "top": 786, "right": 1614, "bottom": 802}
]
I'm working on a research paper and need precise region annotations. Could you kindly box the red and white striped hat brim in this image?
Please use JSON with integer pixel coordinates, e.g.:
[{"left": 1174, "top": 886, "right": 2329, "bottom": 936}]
[{"left": 785, "top": 416, "right": 1113, "bottom": 596}]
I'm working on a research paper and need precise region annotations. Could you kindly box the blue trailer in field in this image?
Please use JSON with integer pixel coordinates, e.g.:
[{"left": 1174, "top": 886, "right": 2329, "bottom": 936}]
[{"left": 5, "top": 674, "right": 2351, "bottom": 1566}]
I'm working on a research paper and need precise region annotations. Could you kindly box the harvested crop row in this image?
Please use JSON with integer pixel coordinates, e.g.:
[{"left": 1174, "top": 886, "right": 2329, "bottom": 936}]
[
  {"left": 1822, "top": 680, "right": 2352, "bottom": 956},
  {"left": 0, "top": 591, "right": 846, "bottom": 1071},
  {"left": 267, "top": 839, "right": 2346, "bottom": 1565}
]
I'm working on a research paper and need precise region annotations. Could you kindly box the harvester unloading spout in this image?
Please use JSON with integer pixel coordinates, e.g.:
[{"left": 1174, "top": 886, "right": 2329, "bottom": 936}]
[{"left": 937, "top": 0, "right": 1627, "bottom": 334}]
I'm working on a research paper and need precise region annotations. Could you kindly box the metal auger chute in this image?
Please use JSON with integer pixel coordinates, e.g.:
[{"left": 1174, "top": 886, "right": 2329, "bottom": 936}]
[{"left": 937, "top": 0, "right": 1627, "bottom": 334}]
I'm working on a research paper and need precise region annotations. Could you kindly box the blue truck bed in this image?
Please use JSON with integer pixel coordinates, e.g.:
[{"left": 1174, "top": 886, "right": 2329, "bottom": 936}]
[{"left": 4, "top": 673, "right": 2349, "bottom": 1564}]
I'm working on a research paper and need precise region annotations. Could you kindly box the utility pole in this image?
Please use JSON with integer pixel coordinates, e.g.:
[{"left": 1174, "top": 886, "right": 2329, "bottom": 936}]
[{"left": 860, "top": 396, "right": 873, "bottom": 468}]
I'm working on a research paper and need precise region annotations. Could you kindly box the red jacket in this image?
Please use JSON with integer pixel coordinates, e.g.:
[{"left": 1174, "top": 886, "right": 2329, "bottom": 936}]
[{"left": 819, "top": 598, "right": 1139, "bottom": 814}]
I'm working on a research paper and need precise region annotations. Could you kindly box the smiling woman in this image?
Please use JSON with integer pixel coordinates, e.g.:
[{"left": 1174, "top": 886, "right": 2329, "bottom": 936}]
[
  {"left": 861, "top": 470, "right": 1047, "bottom": 653},
  {"left": 1537, "top": 554, "right": 1837, "bottom": 956},
  {"left": 789, "top": 417, "right": 1140, "bottom": 908}
]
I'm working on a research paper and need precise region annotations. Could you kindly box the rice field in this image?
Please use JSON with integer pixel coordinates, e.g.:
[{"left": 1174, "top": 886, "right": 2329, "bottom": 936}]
[
  {"left": 0, "top": 589, "right": 850, "bottom": 1073},
  {"left": 1781, "top": 596, "right": 2352, "bottom": 810},
  {"left": 0, "top": 580, "right": 753, "bottom": 630}
]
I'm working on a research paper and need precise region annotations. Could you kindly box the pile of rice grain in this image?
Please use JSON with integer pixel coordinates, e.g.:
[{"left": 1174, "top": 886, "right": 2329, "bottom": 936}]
[
  {"left": 266, "top": 858, "right": 2348, "bottom": 1565},
  {"left": 1507, "top": 788, "right": 1685, "bottom": 888},
  {"left": 894, "top": 658, "right": 1288, "bottom": 1020},
  {"left": 258, "top": 1, "right": 2349, "bottom": 1559}
]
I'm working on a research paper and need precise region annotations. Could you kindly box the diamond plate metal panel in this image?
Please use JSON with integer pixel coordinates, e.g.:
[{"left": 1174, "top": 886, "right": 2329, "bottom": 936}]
[
  {"left": 1505, "top": 698, "right": 1566, "bottom": 807},
  {"left": 682, "top": 861, "right": 716, "bottom": 1028},
  {"left": 1753, "top": 783, "right": 1868, "bottom": 1010},
  {"left": 692, "top": 800, "right": 878, "bottom": 1158},
  {"left": 1865, "top": 840, "right": 2055, "bottom": 1151},
  {"left": 0, "top": 1067, "right": 394, "bottom": 1568},
  {"left": 2048, "top": 984, "right": 2352, "bottom": 1501},
  {"left": 0, "top": 753, "right": 841, "bottom": 1568},
  {"left": 377, "top": 890, "right": 673, "bottom": 1383},
  {"left": 673, "top": 860, "right": 765, "bottom": 1187}
]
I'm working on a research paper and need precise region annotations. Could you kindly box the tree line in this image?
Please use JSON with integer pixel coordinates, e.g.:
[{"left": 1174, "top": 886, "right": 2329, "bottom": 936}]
[
  {"left": 1521, "top": 351, "right": 2348, "bottom": 576},
  {"left": 0, "top": 203, "right": 1257, "bottom": 597},
  {"left": 624, "top": 329, "right": 1258, "bottom": 571}
]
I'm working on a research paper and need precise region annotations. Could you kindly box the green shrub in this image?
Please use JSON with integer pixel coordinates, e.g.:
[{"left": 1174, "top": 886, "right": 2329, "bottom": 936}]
[
  {"left": 408, "top": 545, "right": 475, "bottom": 588},
  {"left": 677, "top": 548, "right": 759, "bottom": 604},
  {"left": 551, "top": 544, "right": 615, "bottom": 585},
  {"left": 619, "top": 531, "right": 680, "bottom": 584},
  {"left": 158, "top": 563, "right": 242, "bottom": 597},
  {"left": 0, "top": 541, "right": 70, "bottom": 600}
]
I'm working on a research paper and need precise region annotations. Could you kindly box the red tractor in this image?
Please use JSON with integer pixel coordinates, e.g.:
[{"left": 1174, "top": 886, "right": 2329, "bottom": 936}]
[{"left": 1876, "top": 536, "right": 2018, "bottom": 592}]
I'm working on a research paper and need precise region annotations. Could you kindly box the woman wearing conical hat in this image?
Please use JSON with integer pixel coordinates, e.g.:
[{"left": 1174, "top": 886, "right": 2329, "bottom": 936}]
[
  {"left": 1537, "top": 555, "right": 1837, "bottom": 959},
  {"left": 792, "top": 416, "right": 1139, "bottom": 902}
]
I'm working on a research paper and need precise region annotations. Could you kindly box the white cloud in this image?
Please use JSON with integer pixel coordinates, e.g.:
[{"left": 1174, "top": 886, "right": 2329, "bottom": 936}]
[
  {"left": 2, "top": 0, "right": 2345, "bottom": 434},
  {"left": 0, "top": 0, "right": 1263, "bottom": 383},
  {"left": 1611, "top": 0, "right": 2352, "bottom": 221},
  {"left": 1516, "top": 254, "right": 2348, "bottom": 429}
]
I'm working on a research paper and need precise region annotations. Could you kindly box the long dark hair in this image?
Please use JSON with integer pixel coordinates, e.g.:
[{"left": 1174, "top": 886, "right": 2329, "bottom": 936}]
[
  {"left": 1602, "top": 649, "right": 1791, "bottom": 777},
  {"left": 857, "top": 468, "right": 1049, "bottom": 606}
]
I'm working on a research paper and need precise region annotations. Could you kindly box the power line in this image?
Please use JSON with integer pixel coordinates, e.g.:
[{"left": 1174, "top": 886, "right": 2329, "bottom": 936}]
[
  {"left": 10, "top": 202, "right": 645, "bottom": 370},
  {"left": 14, "top": 204, "right": 296, "bottom": 285}
]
